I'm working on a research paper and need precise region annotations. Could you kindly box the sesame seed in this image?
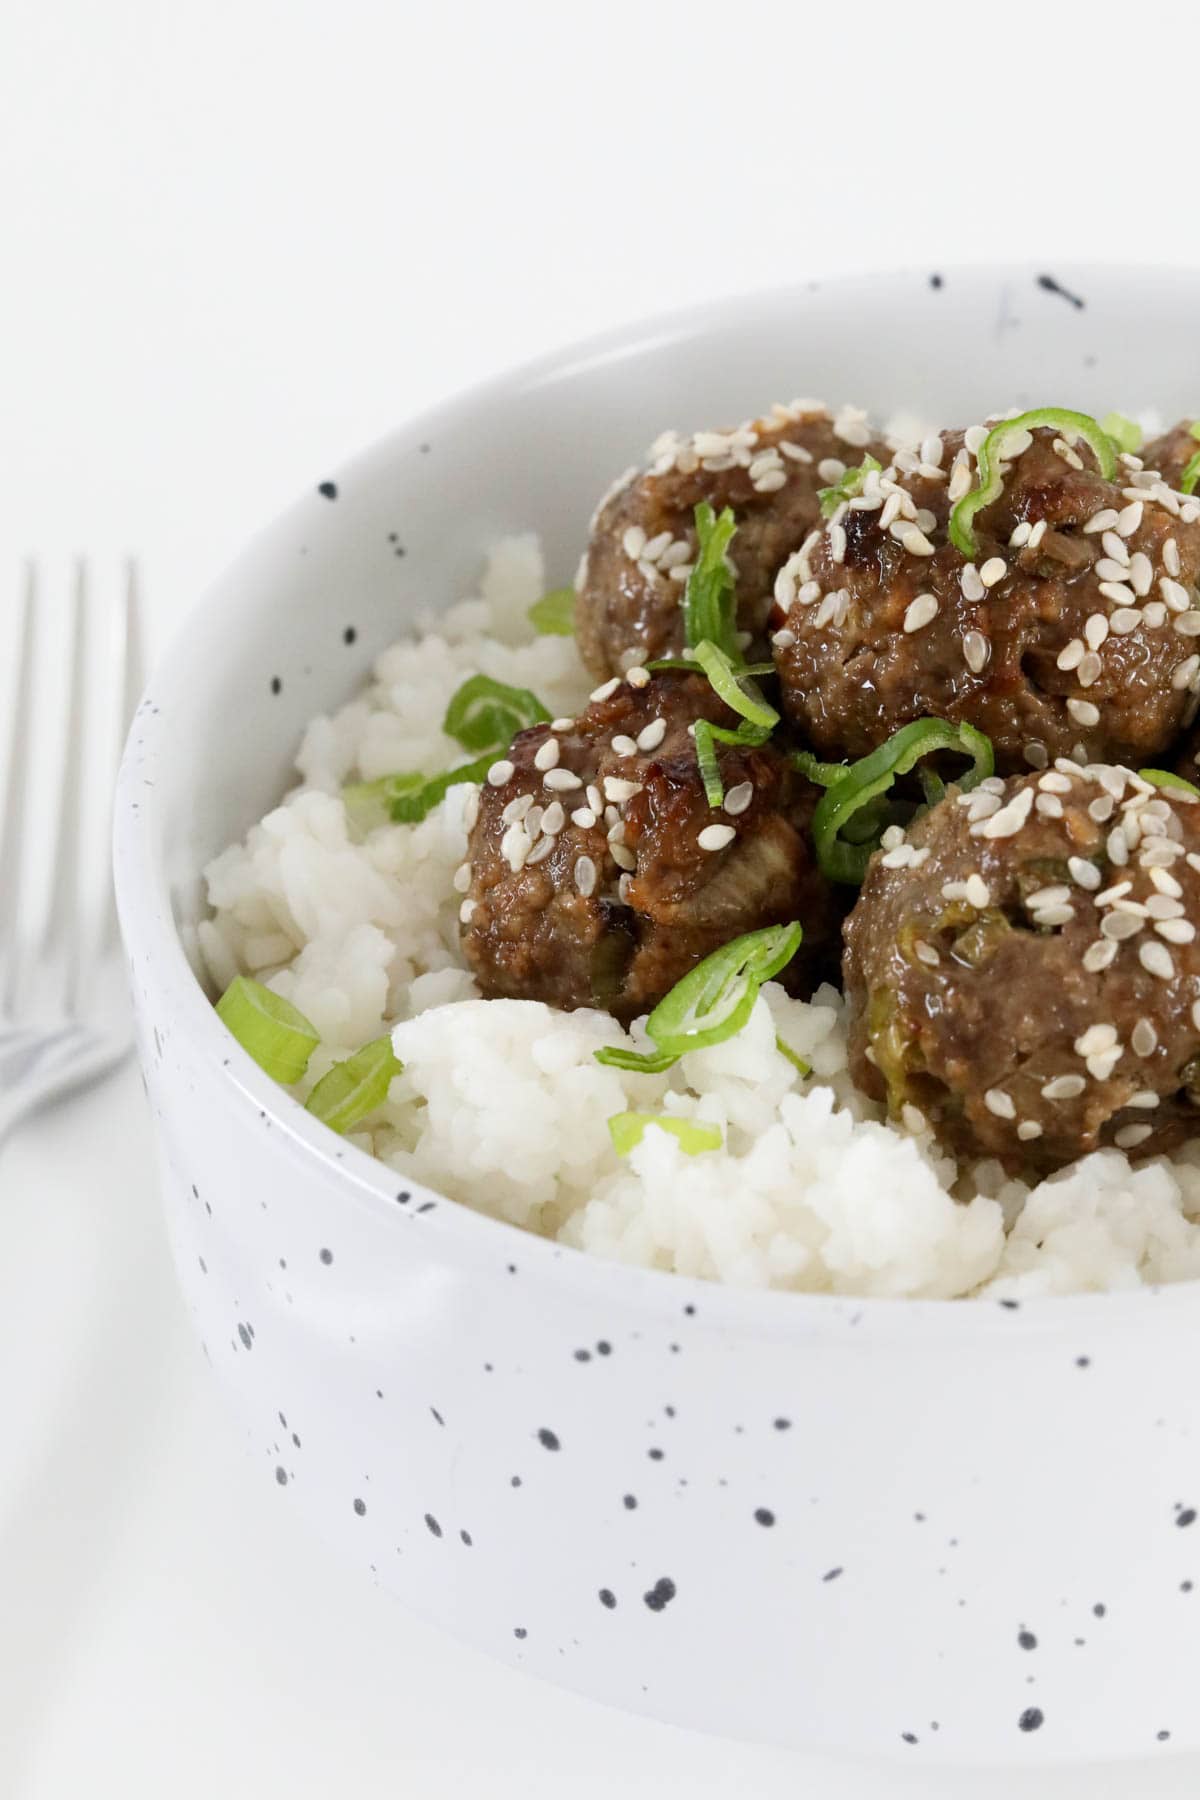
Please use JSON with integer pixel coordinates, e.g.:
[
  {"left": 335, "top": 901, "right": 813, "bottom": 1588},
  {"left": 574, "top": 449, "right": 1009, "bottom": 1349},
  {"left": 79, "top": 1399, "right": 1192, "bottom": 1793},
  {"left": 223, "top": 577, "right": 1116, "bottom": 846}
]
[
  {"left": 1157, "top": 919, "right": 1196, "bottom": 944},
  {"left": 1095, "top": 558, "right": 1132, "bottom": 583},
  {"left": 603, "top": 776, "right": 642, "bottom": 803},
  {"left": 984, "top": 1089, "right": 1016, "bottom": 1119},
  {"left": 544, "top": 769, "right": 583, "bottom": 791},
  {"left": 459, "top": 898, "right": 476, "bottom": 924},
  {"left": 1150, "top": 866, "right": 1184, "bottom": 897},
  {"left": 965, "top": 873, "right": 990, "bottom": 908},
  {"left": 610, "top": 842, "right": 636, "bottom": 871},
  {"left": 1110, "top": 608, "right": 1142, "bottom": 635},
  {"left": 463, "top": 787, "right": 481, "bottom": 832},
  {"left": 626, "top": 666, "right": 651, "bottom": 689},
  {"left": 1175, "top": 612, "right": 1200, "bottom": 638},
  {"left": 637, "top": 718, "right": 667, "bottom": 752},
  {"left": 570, "top": 807, "right": 596, "bottom": 828},
  {"left": 622, "top": 525, "right": 647, "bottom": 559},
  {"left": 1075, "top": 1023, "right": 1118, "bottom": 1056},
  {"left": 487, "top": 759, "right": 514, "bottom": 787},
  {"left": 1082, "top": 940, "right": 1117, "bottom": 972},
  {"left": 525, "top": 837, "right": 553, "bottom": 865},
  {"left": 1057, "top": 640, "right": 1085, "bottom": 671},
  {"left": 1129, "top": 1091, "right": 1160, "bottom": 1108},
  {"left": 1101, "top": 910, "right": 1142, "bottom": 940},
  {"left": 817, "top": 457, "right": 846, "bottom": 484},
  {"left": 829, "top": 523, "right": 847, "bottom": 564},
  {"left": 1076, "top": 653, "right": 1102, "bottom": 689},
  {"left": 1025, "top": 743, "right": 1049, "bottom": 770},
  {"left": 1067, "top": 698, "right": 1100, "bottom": 727},
  {"left": 914, "top": 941, "right": 940, "bottom": 967},
  {"left": 961, "top": 563, "right": 986, "bottom": 602},
  {"left": 499, "top": 821, "right": 531, "bottom": 871},
  {"left": 551, "top": 717, "right": 575, "bottom": 732},
  {"left": 611, "top": 735, "right": 638, "bottom": 757},
  {"left": 1146, "top": 894, "right": 1184, "bottom": 919},
  {"left": 772, "top": 628, "right": 797, "bottom": 648},
  {"left": 962, "top": 630, "right": 990, "bottom": 673},
  {"left": 1129, "top": 552, "right": 1154, "bottom": 598},
  {"left": 1027, "top": 519, "right": 1048, "bottom": 548},
  {"left": 980, "top": 557, "right": 1007, "bottom": 587},
  {"left": 901, "top": 1102, "right": 927, "bottom": 1133},
  {"left": 1027, "top": 884, "right": 1071, "bottom": 908},
  {"left": 1083, "top": 509, "right": 1119, "bottom": 535},
  {"left": 1087, "top": 1047, "right": 1123, "bottom": 1080},
  {"left": 904, "top": 593, "right": 939, "bottom": 633},
  {"left": 1115, "top": 1123, "right": 1154, "bottom": 1150},
  {"left": 453, "top": 862, "right": 471, "bottom": 894},
  {"left": 1116, "top": 500, "right": 1144, "bottom": 537},
  {"left": 574, "top": 855, "right": 597, "bottom": 896},
  {"left": 541, "top": 802, "right": 565, "bottom": 835},
  {"left": 1017, "top": 1119, "right": 1043, "bottom": 1141},
  {"left": 1139, "top": 941, "right": 1176, "bottom": 979},
  {"left": 1143, "top": 601, "right": 1168, "bottom": 628},
  {"left": 1042, "top": 1075, "right": 1086, "bottom": 1100},
  {"left": 534, "top": 737, "right": 560, "bottom": 771},
  {"left": 1098, "top": 580, "right": 1135, "bottom": 607},
  {"left": 1085, "top": 613, "right": 1109, "bottom": 651},
  {"left": 1164, "top": 539, "right": 1182, "bottom": 577},
  {"left": 723, "top": 782, "right": 754, "bottom": 817},
  {"left": 590, "top": 679, "right": 620, "bottom": 702},
  {"left": 900, "top": 527, "right": 936, "bottom": 557},
  {"left": 1173, "top": 655, "right": 1200, "bottom": 690},
  {"left": 698, "top": 823, "right": 736, "bottom": 852}
]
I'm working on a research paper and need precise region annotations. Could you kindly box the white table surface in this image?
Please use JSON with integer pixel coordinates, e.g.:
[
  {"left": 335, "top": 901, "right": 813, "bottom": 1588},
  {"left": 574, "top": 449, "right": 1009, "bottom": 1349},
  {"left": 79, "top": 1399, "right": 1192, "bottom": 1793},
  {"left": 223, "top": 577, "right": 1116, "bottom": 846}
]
[{"left": 3, "top": 1, "right": 1200, "bottom": 1792}]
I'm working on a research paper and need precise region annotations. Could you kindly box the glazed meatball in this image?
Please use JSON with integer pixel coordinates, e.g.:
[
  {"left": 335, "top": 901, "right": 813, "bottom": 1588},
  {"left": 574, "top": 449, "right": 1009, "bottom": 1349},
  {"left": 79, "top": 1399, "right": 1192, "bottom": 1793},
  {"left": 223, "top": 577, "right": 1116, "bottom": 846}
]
[
  {"left": 1143, "top": 420, "right": 1200, "bottom": 493},
  {"left": 575, "top": 403, "right": 889, "bottom": 679},
  {"left": 772, "top": 423, "right": 1200, "bottom": 773},
  {"left": 843, "top": 763, "right": 1200, "bottom": 1172},
  {"left": 459, "top": 670, "right": 836, "bottom": 1020}
]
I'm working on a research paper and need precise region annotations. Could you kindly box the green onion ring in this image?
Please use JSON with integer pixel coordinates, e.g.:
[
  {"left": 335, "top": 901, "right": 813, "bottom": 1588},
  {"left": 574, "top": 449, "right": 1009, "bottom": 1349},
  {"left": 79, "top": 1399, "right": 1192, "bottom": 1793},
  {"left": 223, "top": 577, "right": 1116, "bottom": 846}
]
[
  {"left": 812, "top": 719, "right": 994, "bottom": 885},
  {"left": 216, "top": 975, "right": 321, "bottom": 1084},
  {"left": 950, "top": 408, "right": 1117, "bottom": 558}
]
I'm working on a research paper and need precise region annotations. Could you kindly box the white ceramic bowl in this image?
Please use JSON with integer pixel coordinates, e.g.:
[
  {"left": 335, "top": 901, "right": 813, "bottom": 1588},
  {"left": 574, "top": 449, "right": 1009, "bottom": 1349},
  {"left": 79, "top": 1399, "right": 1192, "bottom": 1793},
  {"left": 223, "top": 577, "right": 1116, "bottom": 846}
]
[{"left": 115, "top": 265, "right": 1200, "bottom": 1766}]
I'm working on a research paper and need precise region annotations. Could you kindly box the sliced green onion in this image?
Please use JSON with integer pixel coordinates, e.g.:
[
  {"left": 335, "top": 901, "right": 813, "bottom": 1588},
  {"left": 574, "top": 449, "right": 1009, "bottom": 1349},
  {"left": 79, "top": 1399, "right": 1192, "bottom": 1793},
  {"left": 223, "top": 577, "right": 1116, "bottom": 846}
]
[
  {"left": 693, "top": 715, "right": 772, "bottom": 808},
  {"left": 693, "top": 719, "right": 725, "bottom": 807},
  {"left": 647, "top": 657, "right": 775, "bottom": 677},
  {"left": 388, "top": 752, "right": 498, "bottom": 823},
  {"left": 1181, "top": 438, "right": 1200, "bottom": 498},
  {"left": 592, "top": 1043, "right": 680, "bottom": 1074},
  {"left": 949, "top": 409, "right": 1117, "bottom": 558},
  {"left": 305, "top": 1035, "right": 403, "bottom": 1133},
  {"left": 682, "top": 502, "right": 740, "bottom": 661},
  {"left": 776, "top": 1035, "right": 811, "bottom": 1076},
  {"left": 1101, "top": 412, "right": 1143, "bottom": 455},
  {"left": 1139, "top": 768, "right": 1200, "bottom": 799},
  {"left": 692, "top": 639, "right": 779, "bottom": 731},
  {"left": 595, "top": 921, "right": 803, "bottom": 1073},
  {"left": 343, "top": 771, "right": 427, "bottom": 834},
  {"left": 216, "top": 975, "right": 320, "bottom": 1083},
  {"left": 792, "top": 749, "right": 850, "bottom": 788},
  {"left": 813, "top": 719, "right": 993, "bottom": 885},
  {"left": 527, "top": 587, "right": 576, "bottom": 635},
  {"left": 818, "top": 453, "right": 882, "bottom": 518},
  {"left": 608, "top": 1112, "right": 723, "bottom": 1157},
  {"left": 443, "top": 674, "right": 550, "bottom": 754}
]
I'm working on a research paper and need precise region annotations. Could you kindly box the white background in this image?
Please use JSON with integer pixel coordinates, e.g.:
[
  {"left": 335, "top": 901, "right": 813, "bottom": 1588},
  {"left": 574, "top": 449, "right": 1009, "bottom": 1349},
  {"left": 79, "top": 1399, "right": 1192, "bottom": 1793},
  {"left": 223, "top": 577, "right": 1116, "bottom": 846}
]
[{"left": 3, "top": 1, "right": 1200, "bottom": 1793}]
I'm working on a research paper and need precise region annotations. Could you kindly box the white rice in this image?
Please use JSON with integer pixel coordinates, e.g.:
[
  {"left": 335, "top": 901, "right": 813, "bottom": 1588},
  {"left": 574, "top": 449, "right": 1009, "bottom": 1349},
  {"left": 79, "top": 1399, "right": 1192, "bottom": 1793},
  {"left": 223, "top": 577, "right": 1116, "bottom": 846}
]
[{"left": 200, "top": 538, "right": 1200, "bottom": 1300}]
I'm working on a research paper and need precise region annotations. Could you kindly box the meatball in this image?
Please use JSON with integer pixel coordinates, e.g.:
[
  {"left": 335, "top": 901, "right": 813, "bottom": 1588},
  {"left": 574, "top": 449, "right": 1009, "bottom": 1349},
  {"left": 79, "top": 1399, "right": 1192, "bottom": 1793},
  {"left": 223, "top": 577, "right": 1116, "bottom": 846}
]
[
  {"left": 772, "top": 423, "right": 1200, "bottom": 773},
  {"left": 459, "top": 669, "right": 836, "bottom": 1020},
  {"left": 1143, "top": 419, "right": 1200, "bottom": 493},
  {"left": 575, "top": 402, "right": 889, "bottom": 679},
  {"left": 843, "top": 763, "right": 1200, "bottom": 1172}
]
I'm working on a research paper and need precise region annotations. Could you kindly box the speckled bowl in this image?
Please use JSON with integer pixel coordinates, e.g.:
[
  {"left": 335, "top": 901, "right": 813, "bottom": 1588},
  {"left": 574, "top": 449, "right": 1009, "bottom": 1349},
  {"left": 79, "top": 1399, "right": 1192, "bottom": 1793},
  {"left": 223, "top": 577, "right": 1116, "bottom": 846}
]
[{"left": 114, "top": 265, "right": 1200, "bottom": 1766}]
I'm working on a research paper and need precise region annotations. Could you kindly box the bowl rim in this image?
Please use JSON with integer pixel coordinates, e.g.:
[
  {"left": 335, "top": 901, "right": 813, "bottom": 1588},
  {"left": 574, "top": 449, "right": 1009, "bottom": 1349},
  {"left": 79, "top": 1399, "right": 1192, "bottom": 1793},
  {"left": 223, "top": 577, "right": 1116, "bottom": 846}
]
[{"left": 114, "top": 260, "right": 1200, "bottom": 1339}]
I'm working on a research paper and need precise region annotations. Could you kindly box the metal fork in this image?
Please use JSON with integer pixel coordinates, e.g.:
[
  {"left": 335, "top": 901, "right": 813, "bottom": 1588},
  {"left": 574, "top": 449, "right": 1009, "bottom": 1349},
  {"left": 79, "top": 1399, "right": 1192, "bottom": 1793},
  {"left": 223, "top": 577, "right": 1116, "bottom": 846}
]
[{"left": 0, "top": 561, "right": 144, "bottom": 1146}]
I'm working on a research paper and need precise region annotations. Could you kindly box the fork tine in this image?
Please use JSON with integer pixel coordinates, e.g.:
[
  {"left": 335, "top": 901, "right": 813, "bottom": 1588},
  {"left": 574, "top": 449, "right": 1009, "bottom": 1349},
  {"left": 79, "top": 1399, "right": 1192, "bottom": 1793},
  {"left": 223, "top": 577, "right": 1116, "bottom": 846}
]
[
  {"left": 42, "top": 560, "right": 89, "bottom": 1010},
  {"left": 0, "top": 565, "right": 37, "bottom": 1015},
  {"left": 98, "top": 558, "right": 145, "bottom": 957}
]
